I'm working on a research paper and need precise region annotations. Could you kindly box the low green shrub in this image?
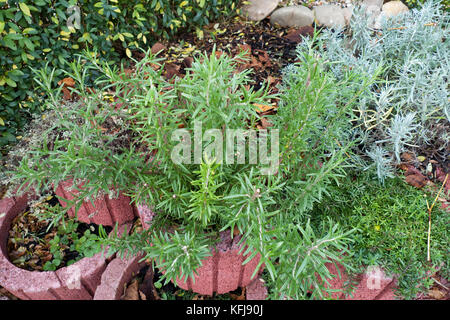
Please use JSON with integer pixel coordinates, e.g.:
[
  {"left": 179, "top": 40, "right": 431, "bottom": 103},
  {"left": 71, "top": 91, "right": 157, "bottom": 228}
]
[
  {"left": 7, "top": 36, "right": 376, "bottom": 298},
  {"left": 0, "top": 0, "right": 241, "bottom": 153},
  {"left": 312, "top": 171, "right": 449, "bottom": 299}
]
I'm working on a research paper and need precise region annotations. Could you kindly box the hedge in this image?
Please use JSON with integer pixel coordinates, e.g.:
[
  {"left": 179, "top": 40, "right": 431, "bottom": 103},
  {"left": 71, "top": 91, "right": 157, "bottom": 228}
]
[{"left": 0, "top": 0, "right": 241, "bottom": 151}]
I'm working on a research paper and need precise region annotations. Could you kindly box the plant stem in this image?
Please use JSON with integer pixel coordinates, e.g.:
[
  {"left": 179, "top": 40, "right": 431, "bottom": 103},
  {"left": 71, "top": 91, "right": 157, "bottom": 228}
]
[{"left": 427, "top": 173, "right": 448, "bottom": 262}]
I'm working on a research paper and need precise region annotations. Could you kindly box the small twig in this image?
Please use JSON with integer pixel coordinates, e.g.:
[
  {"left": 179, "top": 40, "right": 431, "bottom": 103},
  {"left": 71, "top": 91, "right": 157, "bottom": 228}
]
[
  {"left": 432, "top": 277, "right": 449, "bottom": 291},
  {"left": 426, "top": 173, "right": 448, "bottom": 262},
  {"left": 387, "top": 22, "right": 437, "bottom": 31}
]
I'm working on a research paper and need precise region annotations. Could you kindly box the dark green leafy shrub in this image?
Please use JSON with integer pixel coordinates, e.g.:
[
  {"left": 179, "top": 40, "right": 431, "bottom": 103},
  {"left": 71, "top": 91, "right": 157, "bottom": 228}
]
[
  {"left": 404, "top": 0, "right": 449, "bottom": 10},
  {"left": 0, "top": 0, "right": 241, "bottom": 152}
]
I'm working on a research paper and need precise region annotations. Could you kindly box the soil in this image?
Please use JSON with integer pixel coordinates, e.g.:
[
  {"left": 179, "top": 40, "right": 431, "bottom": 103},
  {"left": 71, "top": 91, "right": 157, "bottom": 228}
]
[{"left": 132, "top": 18, "right": 316, "bottom": 97}]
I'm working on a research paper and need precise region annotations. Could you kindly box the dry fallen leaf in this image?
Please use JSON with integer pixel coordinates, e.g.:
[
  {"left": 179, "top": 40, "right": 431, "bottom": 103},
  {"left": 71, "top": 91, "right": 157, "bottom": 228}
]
[
  {"left": 428, "top": 288, "right": 446, "bottom": 300},
  {"left": 401, "top": 152, "right": 415, "bottom": 163},
  {"left": 58, "top": 77, "right": 75, "bottom": 87},
  {"left": 254, "top": 103, "right": 276, "bottom": 113},
  {"left": 405, "top": 174, "right": 428, "bottom": 189},
  {"left": 151, "top": 42, "right": 167, "bottom": 55},
  {"left": 230, "top": 287, "right": 246, "bottom": 300},
  {"left": 122, "top": 279, "right": 140, "bottom": 300},
  {"left": 233, "top": 226, "right": 240, "bottom": 237},
  {"left": 139, "top": 290, "right": 147, "bottom": 300},
  {"left": 260, "top": 118, "right": 273, "bottom": 129}
]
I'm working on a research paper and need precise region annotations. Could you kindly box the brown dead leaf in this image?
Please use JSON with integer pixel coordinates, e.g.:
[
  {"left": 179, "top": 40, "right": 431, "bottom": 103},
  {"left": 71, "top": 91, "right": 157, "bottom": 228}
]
[
  {"left": 428, "top": 288, "right": 446, "bottom": 300},
  {"left": 405, "top": 174, "right": 428, "bottom": 188},
  {"left": 182, "top": 56, "right": 194, "bottom": 69},
  {"left": 139, "top": 290, "right": 147, "bottom": 300},
  {"left": 238, "top": 44, "right": 252, "bottom": 57},
  {"left": 401, "top": 152, "right": 415, "bottom": 163},
  {"left": 267, "top": 76, "right": 277, "bottom": 86},
  {"left": 254, "top": 103, "right": 275, "bottom": 113},
  {"left": 41, "top": 253, "right": 53, "bottom": 263},
  {"left": 215, "top": 50, "right": 226, "bottom": 59},
  {"left": 122, "top": 279, "right": 140, "bottom": 300},
  {"left": 61, "top": 87, "right": 72, "bottom": 101},
  {"left": 260, "top": 118, "right": 273, "bottom": 129},
  {"left": 58, "top": 77, "right": 75, "bottom": 88},
  {"left": 285, "top": 26, "right": 315, "bottom": 43},
  {"left": 233, "top": 226, "right": 240, "bottom": 237},
  {"left": 164, "top": 63, "right": 181, "bottom": 80},
  {"left": 151, "top": 42, "right": 167, "bottom": 55}
]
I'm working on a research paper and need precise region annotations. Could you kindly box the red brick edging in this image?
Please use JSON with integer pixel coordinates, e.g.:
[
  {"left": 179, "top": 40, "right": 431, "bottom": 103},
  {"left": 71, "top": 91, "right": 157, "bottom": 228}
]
[
  {"left": 55, "top": 179, "right": 135, "bottom": 226},
  {"left": 0, "top": 194, "right": 133, "bottom": 300},
  {"left": 93, "top": 253, "right": 146, "bottom": 300},
  {"left": 136, "top": 204, "right": 263, "bottom": 296}
]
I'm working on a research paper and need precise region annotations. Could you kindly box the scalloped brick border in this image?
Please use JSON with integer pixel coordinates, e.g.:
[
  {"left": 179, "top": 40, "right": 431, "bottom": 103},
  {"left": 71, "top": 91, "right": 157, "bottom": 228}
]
[
  {"left": 55, "top": 179, "right": 136, "bottom": 226},
  {"left": 0, "top": 194, "right": 131, "bottom": 300},
  {"left": 136, "top": 203, "right": 263, "bottom": 296},
  {"left": 93, "top": 253, "right": 146, "bottom": 300}
]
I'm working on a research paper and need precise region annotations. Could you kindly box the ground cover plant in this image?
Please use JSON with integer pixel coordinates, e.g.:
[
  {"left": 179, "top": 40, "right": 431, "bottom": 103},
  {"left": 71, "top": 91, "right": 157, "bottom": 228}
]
[{"left": 310, "top": 171, "right": 449, "bottom": 299}]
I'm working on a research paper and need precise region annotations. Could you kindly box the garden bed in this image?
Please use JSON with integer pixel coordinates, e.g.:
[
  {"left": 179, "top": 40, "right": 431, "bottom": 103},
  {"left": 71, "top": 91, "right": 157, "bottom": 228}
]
[{"left": 0, "top": 0, "right": 448, "bottom": 301}]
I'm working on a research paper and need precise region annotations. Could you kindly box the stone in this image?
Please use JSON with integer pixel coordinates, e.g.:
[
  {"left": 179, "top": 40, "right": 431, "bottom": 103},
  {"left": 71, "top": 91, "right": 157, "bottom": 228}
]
[
  {"left": 382, "top": 1, "right": 409, "bottom": 17},
  {"left": 242, "top": 0, "right": 279, "bottom": 21},
  {"left": 270, "top": 6, "right": 314, "bottom": 28},
  {"left": 366, "top": 4, "right": 381, "bottom": 17},
  {"left": 362, "top": 0, "right": 384, "bottom": 9},
  {"left": 373, "top": 12, "right": 386, "bottom": 29},
  {"left": 342, "top": 7, "right": 353, "bottom": 25},
  {"left": 313, "top": 5, "right": 346, "bottom": 28}
]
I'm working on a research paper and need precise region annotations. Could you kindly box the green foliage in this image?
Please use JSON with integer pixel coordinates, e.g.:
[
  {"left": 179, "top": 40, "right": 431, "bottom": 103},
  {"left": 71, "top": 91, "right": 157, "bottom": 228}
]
[
  {"left": 0, "top": 0, "right": 240, "bottom": 152},
  {"left": 34, "top": 202, "right": 102, "bottom": 271},
  {"left": 404, "top": 0, "right": 450, "bottom": 10},
  {"left": 312, "top": 171, "right": 449, "bottom": 299},
  {"left": 8, "top": 33, "right": 375, "bottom": 298}
]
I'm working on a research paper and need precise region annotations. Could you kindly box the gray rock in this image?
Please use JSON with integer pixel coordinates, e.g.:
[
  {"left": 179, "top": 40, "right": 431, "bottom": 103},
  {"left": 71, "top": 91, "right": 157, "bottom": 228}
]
[
  {"left": 361, "top": 0, "right": 384, "bottom": 9},
  {"left": 373, "top": 11, "right": 386, "bottom": 29},
  {"left": 270, "top": 6, "right": 314, "bottom": 28},
  {"left": 382, "top": 1, "right": 409, "bottom": 17},
  {"left": 365, "top": 4, "right": 381, "bottom": 16},
  {"left": 342, "top": 7, "right": 353, "bottom": 25},
  {"left": 243, "top": 0, "right": 280, "bottom": 21},
  {"left": 313, "top": 5, "right": 346, "bottom": 28},
  {"left": 365, "top": 4, "right": 381, "bottom": 28}
]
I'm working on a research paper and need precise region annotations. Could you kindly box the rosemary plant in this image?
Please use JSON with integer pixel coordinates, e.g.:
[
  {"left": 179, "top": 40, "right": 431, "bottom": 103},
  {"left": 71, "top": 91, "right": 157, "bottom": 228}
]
[{"left": 7, "top": 38, "right": 374, "bottom": 299}]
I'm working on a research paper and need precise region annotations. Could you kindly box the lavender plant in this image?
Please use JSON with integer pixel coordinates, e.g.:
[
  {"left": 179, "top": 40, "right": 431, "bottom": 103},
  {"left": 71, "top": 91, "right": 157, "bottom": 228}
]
[{"left": 298, "top": 0, "right": 449, "bottom": 182}]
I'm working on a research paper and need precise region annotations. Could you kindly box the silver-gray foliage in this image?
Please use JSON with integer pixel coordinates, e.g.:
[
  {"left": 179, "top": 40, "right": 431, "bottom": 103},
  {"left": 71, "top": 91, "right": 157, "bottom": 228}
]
[{"left": 296, "top": 0, "right": 449, "bottom": 182}]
